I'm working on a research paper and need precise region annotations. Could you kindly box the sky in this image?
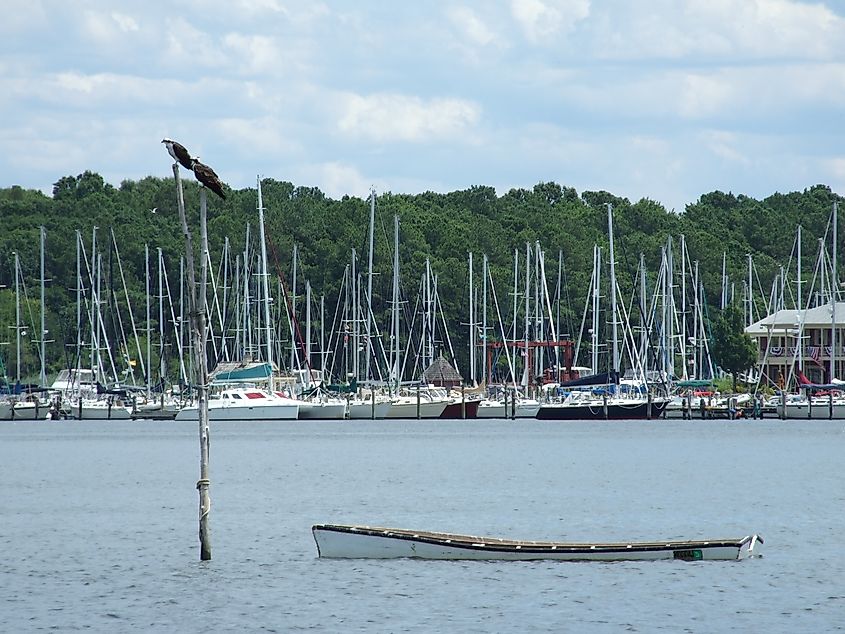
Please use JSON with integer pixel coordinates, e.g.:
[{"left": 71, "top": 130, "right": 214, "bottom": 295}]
[{"left": 2, "top": 0, "right": 845, "bottom": 212}]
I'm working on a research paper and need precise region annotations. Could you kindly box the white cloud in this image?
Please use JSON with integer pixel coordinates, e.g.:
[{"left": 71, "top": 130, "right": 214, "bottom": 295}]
[
  {"left": 0, "top": 0, "right": 46, "bottom": 34},
  {"left": 700, "top": 130, "right": 752, "bottom": 166},
  {"left": 111, "top": 12, "right": 139, "bottom": 33},
  {"left": 214, "top": 117, "right": 301, "bottom": 156},
  {"left": 81, "top": 10, "right": 140, "bottom": 44},
  {"left": 510, "top": 0, "right": 590, "bottom": 42},
  {"left": 310, "top": 162, "right": 373, "bottom": 199},
  {"left": 163, "top": 18, "right": 227, "bottom": 66},
  {"left": 447, "top": 6, "right": 497, "bottom": 46},
  {"left": 337, "top": 93, "right": 481, "bottom": 142},
  {"left": 586, "top": 0, "right": 845, "bottom": 61},
  {"left": 223, "top": 33, "right": 282, "bottom": 75}
]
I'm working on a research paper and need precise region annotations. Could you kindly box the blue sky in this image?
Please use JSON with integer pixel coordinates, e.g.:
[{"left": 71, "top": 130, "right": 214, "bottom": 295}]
[{"left": 2, "top": 0, "right": 844, "bottom": 212}]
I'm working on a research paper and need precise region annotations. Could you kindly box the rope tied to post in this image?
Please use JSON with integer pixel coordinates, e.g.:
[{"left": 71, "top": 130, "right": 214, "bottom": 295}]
[{"left": 196, "top": 478, "right": 210, "bottom": 490}]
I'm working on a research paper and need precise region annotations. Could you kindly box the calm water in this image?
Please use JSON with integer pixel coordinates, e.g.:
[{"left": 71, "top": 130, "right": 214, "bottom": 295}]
[{"left": 2, "top": 418, "right": 843, "bottom": 632}]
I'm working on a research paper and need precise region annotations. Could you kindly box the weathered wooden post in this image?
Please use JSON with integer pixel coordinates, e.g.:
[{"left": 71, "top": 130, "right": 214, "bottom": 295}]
[
  {"left": 780, "top": 390, "right": 787, "bottom": 420},
  {"left": 416, "top": 383, "right": 421, "bottom": 419},
  {"left": 602, "top": 392, "right": 608, "bottom": 419},
  {"left": 647, "top": 392, "right": 652, "bottom": 420},
  {"left": 829, "top": 392, "right": 834, "bottom": 420},
  {"left": 503, "top": 391, "right": 508, "bottom": 419},
  {"left": 173, "top": 164, "right": 212, "bottom": 561},
  {"left": 371, "top": 387, "right": 375, "bottom": 419},
  {"left": 461, "top": 384, "right": 466, "bottom": 419}
]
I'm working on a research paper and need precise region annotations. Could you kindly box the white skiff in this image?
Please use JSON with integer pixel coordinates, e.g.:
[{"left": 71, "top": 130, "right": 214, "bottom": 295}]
[{"left": 312, "top": 524, "right": 763, "bottom": 561}]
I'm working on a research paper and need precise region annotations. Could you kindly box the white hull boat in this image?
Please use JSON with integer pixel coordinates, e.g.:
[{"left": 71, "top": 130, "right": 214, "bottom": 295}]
[
  {"left": 312, "top": 524, "right": 764, "bottom": 562},
  {"left": 477, "top": 398, "right": 541, "bottom": 418},
  {"left": 296, "top": 398, "right": 348, "bottom": 420},
  {"left": 3, "top": 399, "right": 51, "bottom": 420},
  {"left": 777, "top": 397, "right": 845, "bottom": 419},
  {"left": 385, "top": 397, "right": 449, "bottom": 419},
  {"left": 175, "top": 387, "right": 299, "bottom": 421},
  {"left": 71, "top": 399, "right": 133, "bottom": 420},
  {"left": 347, "top": 399, "right": 393, "bottom": 419}
]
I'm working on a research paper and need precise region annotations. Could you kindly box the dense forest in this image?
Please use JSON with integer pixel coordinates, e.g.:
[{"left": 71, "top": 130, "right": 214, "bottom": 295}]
[{"left": 0, "top": 170, "right": 841, "bottom": 385}]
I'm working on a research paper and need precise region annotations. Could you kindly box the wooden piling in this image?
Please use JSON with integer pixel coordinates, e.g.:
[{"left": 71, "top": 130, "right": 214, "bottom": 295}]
[{"left": 173, "top": 164, "right": 212, "bottom": 561}]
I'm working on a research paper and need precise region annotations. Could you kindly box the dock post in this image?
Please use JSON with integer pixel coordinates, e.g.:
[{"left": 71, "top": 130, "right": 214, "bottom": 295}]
[
  {"left": 647, "top": 392, "right": 652, "bottom": 420},
  {"left": 780, "top": 390, "right": 787, "bottom": 420},
  {"left": 700, "top": 397, "right": 705, "bottom": 419},
  {"left": 371, "top": 388, "right": 375, "bottom": 419},
  {"left": 174, "top": 164, "right": 211, "bottom": 561},
  {"left": 461, "top": 385, "right": 466, "bottom": 419},
  {"left": 416, "top": 384, "right": 420, "bottom": 419},
  {"left": 603, "top": 392, "right": 608, "bottom": 419},
  {"left": 503, "top": 391, "right": 508, "bottom": 419},
  {"left": 830, "top": 392, "right": 834, "bottom": 420}
]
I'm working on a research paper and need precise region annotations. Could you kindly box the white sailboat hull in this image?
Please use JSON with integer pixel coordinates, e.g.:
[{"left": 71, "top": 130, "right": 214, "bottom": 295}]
[
  {"left": 347, "top": 400, "right": 393, "bottom": 419},
  {"left": 73, "top": 402, "right": 133, "bottom": 420},
  {"left": 2, "top": 400, "right": 50, "bottom": 420},
  {"left": 312, "top": 525, "right": 763, "bottom": 561},
  {"left": 296, "top": 400, "right": 348, "bottom": 420},
  {"left": 477, "top": 399, "right": 541, "bottom": 418},
  {"left": 777, "top": 399, "right": 845, "bottom": 419},
  {"left": 176, "top": 401, "right": 299, "bottom": 421},
  {"left": 385, "top": 399, "right": 448, "bottom": 419}
]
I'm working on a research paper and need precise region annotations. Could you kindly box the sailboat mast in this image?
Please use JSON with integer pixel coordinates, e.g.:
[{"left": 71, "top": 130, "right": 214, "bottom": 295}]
[
  {"left": 797, "top": 225, "right": 802, "bottom": 310},
  {"left": 75, "top": 232, "right": 81, "bottom": 378},
  {"left": 291, "top": 243, "right": 299, "bottom": 372},
  {"left": 351, "top": 248, "right": 357, "bottom": 380},
  {"left": 524, "top": 242, "right": 530, "bottom": 388},
  {"left": 468, "top": 251, "right": 475, "bottom": 385},
  {"left": 39, "top": 226, "right": 46, "bottom": 387},
  {"left": 15, "top": 251, "right": 21, "bottom": 381},
  {"left": 639, "top": 253, "right": 647, "bottom": 366},
  {"left": 158, "top": 249, "right": 165, "bottom": 386},
  {"left": 365, "top": 188, "right": 375, "bottom": 382},
  {"left": 832, "top": 202, "right": 838, "bottom": 381},
  {"left": 482, "top": 253, "right": 488, "bottom": 384},
  {"left": 680, "top": 235, "right": 687, "bottom": 380},
  {"left": 305, "top": 280, "right": 312, "bottom": 381},
  {"left": 90, "top": 226, "right": 97, "bottom": 379},
  {"left": 607, "top": 204, "right": 619, "bottom": 381},
  {"left": 257, "top": 178, "right": 273, "bottom": 374},
  {"left": 591, "top": 244, "right": 600, "bottom": 375},
  {"left": 391, "top": 215, "right": 400, "bottom": 389},
  {"left": 145, "top": 244, "right": 151, "bottom": 396}
]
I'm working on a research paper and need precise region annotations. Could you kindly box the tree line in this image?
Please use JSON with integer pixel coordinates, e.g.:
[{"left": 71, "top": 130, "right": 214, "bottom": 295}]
[{"left": 0, "top": 170, "right": 840, "bottom": 384}]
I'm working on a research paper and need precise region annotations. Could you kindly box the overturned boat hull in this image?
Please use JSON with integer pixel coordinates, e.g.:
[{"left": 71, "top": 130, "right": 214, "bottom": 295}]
[{"left": 312, "top": 524, "right": 763, "bottom": 561}]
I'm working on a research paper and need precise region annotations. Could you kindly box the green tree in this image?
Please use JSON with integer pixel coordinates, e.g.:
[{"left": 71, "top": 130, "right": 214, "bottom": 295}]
[{"left": 711, "top": 304, "right": 757, "bottom": 392}]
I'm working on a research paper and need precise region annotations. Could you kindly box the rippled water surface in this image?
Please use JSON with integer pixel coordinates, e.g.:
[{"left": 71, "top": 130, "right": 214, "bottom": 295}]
[{"left": 2, "top": 418, "right": 843, "bottom": 632}]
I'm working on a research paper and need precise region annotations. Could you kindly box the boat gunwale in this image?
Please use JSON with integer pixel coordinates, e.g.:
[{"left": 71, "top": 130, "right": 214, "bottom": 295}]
[{"left": 312, "top": 524, "right": 755, "bottom": 554}]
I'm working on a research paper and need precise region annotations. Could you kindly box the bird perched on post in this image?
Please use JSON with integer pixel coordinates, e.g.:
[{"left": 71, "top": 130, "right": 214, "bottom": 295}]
[
  {"left": 161, "top": 138, "right": 195, "bottom": 171},
  {"left": 192, "top": 159, "right": 226, "bottom": 200}
]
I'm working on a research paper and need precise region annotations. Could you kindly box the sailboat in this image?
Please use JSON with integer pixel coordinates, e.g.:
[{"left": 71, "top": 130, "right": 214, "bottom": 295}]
[{"left": 537, "top": 205, "right": 669, "bottom": 420}]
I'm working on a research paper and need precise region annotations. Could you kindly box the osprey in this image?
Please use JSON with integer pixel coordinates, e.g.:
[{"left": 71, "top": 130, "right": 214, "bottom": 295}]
[
  {"left": 192, "top": 160, "right": 226, "bottom": 200},
  {"left": 161, "top": 138, "right": 195, "bottom": 171}
]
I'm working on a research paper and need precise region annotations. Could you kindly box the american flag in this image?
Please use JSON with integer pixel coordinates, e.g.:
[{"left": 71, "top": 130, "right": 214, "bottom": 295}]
[{"left": 808, "top": 346, "right": 822, "bottom": 366}]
